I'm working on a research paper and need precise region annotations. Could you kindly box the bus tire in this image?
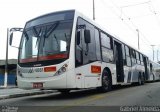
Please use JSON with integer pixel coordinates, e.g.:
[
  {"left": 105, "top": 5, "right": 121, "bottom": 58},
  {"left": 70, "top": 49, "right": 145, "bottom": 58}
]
[
  {"left": 58, "top": 89, "right": 70, "bottom": 94},
  {"left": 153, "top": 75, "right": 155, "bottom": 82},
  {"left": 141, "top": 73, "right": 145, "bottom": 85},
  {"left": 98, "top": 69, "right": 112, "bottom": 92},
  {"left": 138, "top": 74, "right": 143, "bottom": 85}
]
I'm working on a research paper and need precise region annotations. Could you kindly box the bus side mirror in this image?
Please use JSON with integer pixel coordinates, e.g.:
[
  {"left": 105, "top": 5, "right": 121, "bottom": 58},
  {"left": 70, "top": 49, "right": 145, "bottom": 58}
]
[
  {"left": 9, "top": 27, "right": 23, "bottom": 48},
  {"left": 9, "top": 33, "right": 13, "bottom": 46},
  {"left": 77, "top": 31, "right": 80, "bottom": 45},
  {"left": 84, "top": 29, "right": 91, "bottom": 44}
]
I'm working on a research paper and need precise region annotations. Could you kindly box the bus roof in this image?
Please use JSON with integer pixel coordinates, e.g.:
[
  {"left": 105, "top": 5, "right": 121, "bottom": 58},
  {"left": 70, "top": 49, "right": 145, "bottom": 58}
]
[{"left": 26, "top": 9, "right": 75, "bottom": 24}]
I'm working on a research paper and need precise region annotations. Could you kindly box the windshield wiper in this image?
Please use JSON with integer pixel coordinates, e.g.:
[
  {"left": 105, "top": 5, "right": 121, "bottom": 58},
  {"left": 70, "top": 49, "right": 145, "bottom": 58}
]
[
  {"left": 23, "top": 30, "right": 29, "bottom": 47},
  {"left": 23, "top": 30, "right": 29, "bottom": 40},
  {"left": 54, "top": 34, "right": 59, "bottom": 50},
  {"left": 64, "top": 33, "right": 69, "bottom": 50},
  {"left": 33, "top": 27, "right": 42, "bottom": 48},
  {"left": 64, "top": 33, "right": 69, "bottom": 42},
  {"left": 45, "top": 21, "right": 60, "bottom": 37},
  {"left": 42, "top": 21, "right": 60, "bottom": 47}
]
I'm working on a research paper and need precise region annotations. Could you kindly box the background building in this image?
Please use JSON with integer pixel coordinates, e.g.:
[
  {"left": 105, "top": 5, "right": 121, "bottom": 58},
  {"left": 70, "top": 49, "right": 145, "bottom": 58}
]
[{"left": 0, "top": 59, "right": 17, "bottom": 86}]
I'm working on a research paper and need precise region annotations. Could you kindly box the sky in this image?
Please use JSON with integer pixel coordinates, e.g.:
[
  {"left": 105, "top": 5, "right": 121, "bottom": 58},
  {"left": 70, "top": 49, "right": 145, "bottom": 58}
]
[{"left": 0, "top": 0, "right": 160, "bottom": 61}]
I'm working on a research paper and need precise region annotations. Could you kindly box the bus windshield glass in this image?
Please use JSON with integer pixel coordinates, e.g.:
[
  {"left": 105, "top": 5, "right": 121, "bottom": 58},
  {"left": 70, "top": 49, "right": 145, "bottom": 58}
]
[{"left": 19, "top": 11, "right": 74, "bottom": 65}]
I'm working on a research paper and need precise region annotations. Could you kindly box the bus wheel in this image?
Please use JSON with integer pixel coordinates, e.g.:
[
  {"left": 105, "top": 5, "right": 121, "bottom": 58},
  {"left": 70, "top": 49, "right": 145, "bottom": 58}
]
[
  {"left": 58, "top": 90, "right": 70, "bottom": 94},
  {"left": 138, "top": 74, "right": 142, "bottom": 85},
  {"left": 99, "top": 70, "right": 112, "bottom": 92},
  {"left": 141, "top": 74, "right": 145, "bottom": 85},
  {"left": 153, "top": 75, "right": 155, "bottom": 82}
]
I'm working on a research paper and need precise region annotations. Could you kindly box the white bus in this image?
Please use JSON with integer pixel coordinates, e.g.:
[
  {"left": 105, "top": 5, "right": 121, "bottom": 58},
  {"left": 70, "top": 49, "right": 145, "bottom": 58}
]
[
  {"left": 10, "top": 10, "right": 149, "bottom": 93},
  {"left": 148, "top": 61, "right": 160, "bottom": 81}
]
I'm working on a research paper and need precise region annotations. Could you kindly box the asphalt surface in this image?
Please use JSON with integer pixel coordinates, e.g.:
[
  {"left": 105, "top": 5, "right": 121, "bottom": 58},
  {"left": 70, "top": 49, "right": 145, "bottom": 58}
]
[
  {"left": 0, "top": 88, "right": 56, "bottom": 100},
  {"left": 0, "top": 82, "right": 160, "bottom": 112}
]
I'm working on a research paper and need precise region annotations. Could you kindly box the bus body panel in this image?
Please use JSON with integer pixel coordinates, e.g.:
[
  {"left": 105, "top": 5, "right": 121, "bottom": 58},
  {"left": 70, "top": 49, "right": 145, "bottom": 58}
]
[
  {"left": 75, "top": 62, "right": 101, "bottom": 88},
  {"left": 123, "top": 66, "right": 131, "bottom": 84},
  {"left": 131, "top": 64, "right": 145, "bottom": 82}
]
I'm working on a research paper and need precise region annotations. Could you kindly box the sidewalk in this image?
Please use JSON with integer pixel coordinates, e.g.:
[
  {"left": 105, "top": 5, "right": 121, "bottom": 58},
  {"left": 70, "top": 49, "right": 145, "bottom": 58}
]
[
  {"left": 0, "top": 85, "right": 17, "bottom": 89},
  {"left": 0, "top": 87, "right": 56, "bottom": 100}
]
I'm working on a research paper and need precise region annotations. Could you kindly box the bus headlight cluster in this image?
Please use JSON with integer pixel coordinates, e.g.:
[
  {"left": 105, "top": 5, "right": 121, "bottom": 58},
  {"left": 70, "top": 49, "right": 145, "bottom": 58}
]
[
  {"left": 54, "top": 64, "right": 68, "bottom": 76},
  {"left": 18, "top": 69, "right": 24, "bottom": 77}
]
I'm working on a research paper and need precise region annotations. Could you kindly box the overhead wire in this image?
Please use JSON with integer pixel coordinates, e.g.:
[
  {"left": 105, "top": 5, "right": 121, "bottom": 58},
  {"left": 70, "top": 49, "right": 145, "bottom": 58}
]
[
  {"left": 108, "top": 0, "right": 153, "bottom": 50},
  {"left": 98, "top": 0, "right": 154, "bottom": 51},
  {"left": 100, "top": 0, "right": 137, "bottom": 35},
  {"left": 148, "top": 0, "right": 160, "bottom": 28},
  {"left": 120, "top": 1, "right": 151, "bottom": 8},
  {"left": 147, "top": 0, "right": 160, "bottom": 56},
  {"left": 99, "top": 0, "right": 153, "bottom": 51}
]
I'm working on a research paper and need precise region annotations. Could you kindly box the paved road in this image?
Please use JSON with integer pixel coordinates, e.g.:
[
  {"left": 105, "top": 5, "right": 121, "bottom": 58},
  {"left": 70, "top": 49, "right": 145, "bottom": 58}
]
[{"left": 0, "top": 82, "right": 160, "bottom": 112}]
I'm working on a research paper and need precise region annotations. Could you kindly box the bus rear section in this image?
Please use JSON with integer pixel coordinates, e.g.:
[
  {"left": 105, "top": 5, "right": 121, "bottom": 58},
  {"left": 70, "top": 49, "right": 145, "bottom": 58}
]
[{"left": 148, "top": 61, "right": 160, "bottom": 81}]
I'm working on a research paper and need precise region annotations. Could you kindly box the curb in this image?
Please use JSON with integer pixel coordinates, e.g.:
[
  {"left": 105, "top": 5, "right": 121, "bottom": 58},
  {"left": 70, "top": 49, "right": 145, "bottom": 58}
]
[
  {"left": 0, "top": 90, "right": 56, "bottom": 100},
  {"left": 0, "top": 87, "right": 17, "bottom": 89}
]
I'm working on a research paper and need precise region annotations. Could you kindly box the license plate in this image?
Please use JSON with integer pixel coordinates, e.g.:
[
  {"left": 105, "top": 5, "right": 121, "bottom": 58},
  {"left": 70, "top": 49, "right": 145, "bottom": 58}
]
[{"left": 33, "top": 83, "right": 43, "bottom": 88}]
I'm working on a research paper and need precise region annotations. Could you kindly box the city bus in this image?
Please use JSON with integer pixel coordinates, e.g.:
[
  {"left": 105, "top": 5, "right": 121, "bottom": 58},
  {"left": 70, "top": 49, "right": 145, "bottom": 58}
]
[
  {"left": 9, "top": 10, "right": 149, "bottom": 93},
  {"left": 148, "top": 60, "right": 160, "bottom": 81}
]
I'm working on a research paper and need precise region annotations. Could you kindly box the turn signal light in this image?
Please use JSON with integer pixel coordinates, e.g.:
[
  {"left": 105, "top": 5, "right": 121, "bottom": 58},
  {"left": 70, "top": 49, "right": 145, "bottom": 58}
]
[{"left": 44, "top": 66, "right": 56, "bottom": 72}]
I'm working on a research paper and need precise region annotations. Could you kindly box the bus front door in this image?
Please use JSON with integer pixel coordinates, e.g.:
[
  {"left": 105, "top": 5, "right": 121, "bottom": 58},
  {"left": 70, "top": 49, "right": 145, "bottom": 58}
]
[{"left": 143, "top": 57, "right": 149, "bottom": 81}]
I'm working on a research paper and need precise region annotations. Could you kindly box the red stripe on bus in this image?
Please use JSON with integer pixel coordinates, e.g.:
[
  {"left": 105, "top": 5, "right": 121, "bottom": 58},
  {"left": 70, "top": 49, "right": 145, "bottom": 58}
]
[
  {"left": 20, "top": 58, "right": 37, "bottom": 63},
  {"left": 38, "top": 54, "right": 68, "bottom": 61},
  {"left": 20, "top": 54, "right": 68, "bottom": 63}
]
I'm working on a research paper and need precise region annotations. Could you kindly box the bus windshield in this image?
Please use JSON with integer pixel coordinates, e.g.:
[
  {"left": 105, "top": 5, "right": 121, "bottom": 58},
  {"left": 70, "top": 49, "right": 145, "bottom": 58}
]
[{"left": 19, "top": 20, "right": 73, "bottom": 65}]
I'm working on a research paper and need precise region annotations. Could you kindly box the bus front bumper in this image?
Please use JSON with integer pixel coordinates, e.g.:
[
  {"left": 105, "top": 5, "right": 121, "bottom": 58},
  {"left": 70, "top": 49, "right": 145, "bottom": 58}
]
[{"left": 17, "top": 75, "right": 67, "bottom": 90}]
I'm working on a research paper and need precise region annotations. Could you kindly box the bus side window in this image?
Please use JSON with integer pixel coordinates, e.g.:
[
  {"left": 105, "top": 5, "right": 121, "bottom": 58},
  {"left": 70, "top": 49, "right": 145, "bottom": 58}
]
[
  {"left": 136, "top": 51, "right": 140, "bottom": 64},
  {"left": 125, "top": 46, "right": 131, "bottom": 66},
  {"left": 132, "top": 50, "right": 136, "bottom": 64},
  {"left": 95, "top": 28, "right": 101, "bottom": 61},
  {"left": 75, "top": 19, "right": 83, "bottom": 67},
  {"left": 75, "top": 17, "right": 97, "bottom": 66},
  {"left": 100, "top": 32, "right": 113, "bottom": 62},
  {"left": 140, "top": 54, "right": 144, "bottom": 65},
  {"left": 82, "top": 22, "right": 97, "bottom": 64}
]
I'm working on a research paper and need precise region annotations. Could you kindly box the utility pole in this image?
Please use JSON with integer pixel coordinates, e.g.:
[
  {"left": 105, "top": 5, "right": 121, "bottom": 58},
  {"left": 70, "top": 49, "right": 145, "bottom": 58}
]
[
  {"left": 93, "top": 0, "right": 95, "bottom": 20},
  {"left": 157, "top": 50, "right": 159, "bottom": 62},
  {"left": 151, "top": 45, "right": 155, "bottom": 61},
  {"left": 136, "top": 29, "right": 140, "bottom": 50},
  {"left": 4, "top": 28, "right": 9, "bottom": 87}
]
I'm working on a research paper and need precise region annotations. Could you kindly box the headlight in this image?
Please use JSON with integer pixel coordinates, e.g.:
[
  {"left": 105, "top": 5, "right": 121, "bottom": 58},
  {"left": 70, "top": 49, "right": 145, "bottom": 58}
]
[
  {"left": 18, "top": 69, "right": 24, "bottom": 77},
  {"left": 54, "top": 64, "right": 68, "bottom": 76}
]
